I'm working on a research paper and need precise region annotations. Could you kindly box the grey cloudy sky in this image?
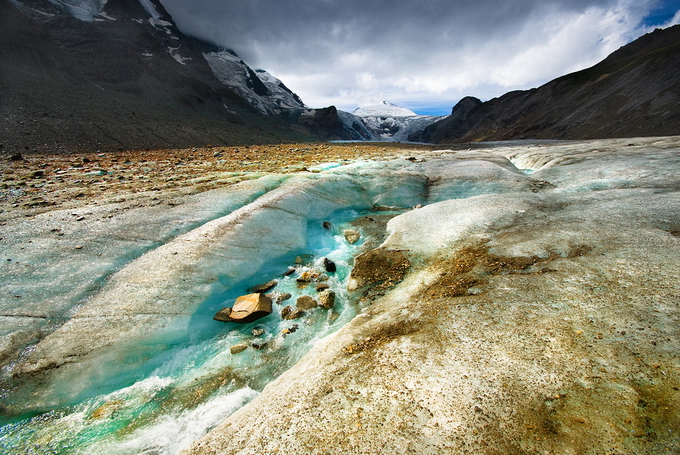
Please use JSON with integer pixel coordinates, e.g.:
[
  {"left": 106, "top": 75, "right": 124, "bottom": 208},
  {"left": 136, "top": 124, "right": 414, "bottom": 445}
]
[{"left": 161, "top": 0, "right": 680, "bottom": 114}]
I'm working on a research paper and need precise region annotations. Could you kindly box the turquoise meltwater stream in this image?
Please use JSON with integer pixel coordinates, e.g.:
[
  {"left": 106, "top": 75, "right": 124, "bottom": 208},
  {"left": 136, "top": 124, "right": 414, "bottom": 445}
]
[{"left": 0, "top": 209, "right": 372, "bottom": 455}]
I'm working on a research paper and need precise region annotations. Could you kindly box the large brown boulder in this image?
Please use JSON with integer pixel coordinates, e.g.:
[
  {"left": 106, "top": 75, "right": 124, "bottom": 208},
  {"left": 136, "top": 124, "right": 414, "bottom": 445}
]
[{"left": 214, "top": 293, "right": 273, "bottom": 324}]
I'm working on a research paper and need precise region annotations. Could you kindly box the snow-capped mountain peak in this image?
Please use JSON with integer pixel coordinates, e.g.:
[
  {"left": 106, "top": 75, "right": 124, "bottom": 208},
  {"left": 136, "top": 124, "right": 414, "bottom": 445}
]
[
  {"left": 347, "top": 101, "right": 444, "bottom": 142},
  {"left": 353, "top": 101, "right": 417, "bottom": 118}
]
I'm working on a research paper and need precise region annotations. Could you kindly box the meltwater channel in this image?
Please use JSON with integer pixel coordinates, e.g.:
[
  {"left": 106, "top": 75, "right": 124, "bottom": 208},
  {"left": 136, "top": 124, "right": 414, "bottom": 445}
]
[{"left": 0, "top": 209, "right": 378, "bottom": 454}]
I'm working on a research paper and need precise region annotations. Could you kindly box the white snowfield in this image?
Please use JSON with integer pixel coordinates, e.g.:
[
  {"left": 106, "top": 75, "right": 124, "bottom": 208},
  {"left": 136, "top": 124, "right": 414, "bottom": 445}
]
[
  {"left": 353, "top": 101, "right": 419, "bottom": 117},
  {"left": 1, "top": 137, "right": 679, "bottom": 454}
]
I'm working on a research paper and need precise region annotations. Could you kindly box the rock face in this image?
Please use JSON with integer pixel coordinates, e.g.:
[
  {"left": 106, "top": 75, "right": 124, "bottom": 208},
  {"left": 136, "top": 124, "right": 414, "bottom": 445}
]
[
  {"left": 0, "top": 0, "right": 314, "bottom": 152},
  {"left": 409, "top": 96, "right": 482, "bottom": 143},
  {"left": 213, "top": 293, "right": 273, "bottom": 324},
  {"left": 416, "top": 25, "right": 680, "bottom": 142}
]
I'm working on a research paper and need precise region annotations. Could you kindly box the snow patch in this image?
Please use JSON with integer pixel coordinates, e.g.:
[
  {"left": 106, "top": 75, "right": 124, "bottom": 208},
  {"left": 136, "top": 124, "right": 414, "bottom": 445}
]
[
  {"left": 138, "top": 0, "right": 162, "bottom": 25},
  {"left": 169, "top": 47, "right": 191, "bottom": 65},
  {"left": 44, "top": 0, "right": 108, "bottom": 21}
]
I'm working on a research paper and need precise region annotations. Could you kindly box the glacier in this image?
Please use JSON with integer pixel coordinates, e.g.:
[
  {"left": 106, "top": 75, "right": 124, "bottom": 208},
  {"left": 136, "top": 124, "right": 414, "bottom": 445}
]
[
  {"left": 353, "top": 101, "right": 444, "bottom": 142},
  {"left": 1, "top": 137, "right": 679, "bottom": 454}
]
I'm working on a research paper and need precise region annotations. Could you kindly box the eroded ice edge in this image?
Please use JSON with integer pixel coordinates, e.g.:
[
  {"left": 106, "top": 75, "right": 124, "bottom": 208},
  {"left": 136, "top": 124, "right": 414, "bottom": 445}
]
[{"left": 1, "top": 138, "right": 679, "bottom": 454}]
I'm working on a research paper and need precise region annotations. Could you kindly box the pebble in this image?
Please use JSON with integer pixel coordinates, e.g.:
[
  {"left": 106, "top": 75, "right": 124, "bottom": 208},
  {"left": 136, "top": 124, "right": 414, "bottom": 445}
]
[{"left": 230, "top": 342, "right": 249, "bottom": 355}]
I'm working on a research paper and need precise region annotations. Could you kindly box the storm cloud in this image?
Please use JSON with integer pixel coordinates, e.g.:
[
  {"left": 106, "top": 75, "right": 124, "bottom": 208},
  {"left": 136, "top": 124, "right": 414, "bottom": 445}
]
[{"left": 160, "top": 0, "right": 680, "bottom": 114}]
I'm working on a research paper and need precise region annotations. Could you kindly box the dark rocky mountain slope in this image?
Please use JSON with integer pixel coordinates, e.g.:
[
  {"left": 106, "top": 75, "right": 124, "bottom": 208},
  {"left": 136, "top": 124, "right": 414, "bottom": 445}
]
[
  {"left": 0, "top": 0, "right": 356, "bottom": 153},
  {"left": 413, "top": 25, "right": 680, "bottom": 143}
]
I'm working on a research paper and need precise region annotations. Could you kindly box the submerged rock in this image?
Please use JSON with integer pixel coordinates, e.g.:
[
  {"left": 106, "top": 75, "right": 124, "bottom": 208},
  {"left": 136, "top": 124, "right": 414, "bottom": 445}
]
[
  {"left": 214, "top": 293, "right": 273, "bottom": 324},
  {"left": 282, "top": 325, "right": 299, "bottom": 336},
  {"left": 229, "top": 342, "right": 249, "bottom": 355},
  {"left": 274, "top": 292, "right": 292, "bottom": 304},
  {"left": 297, "top": 271, "right": 320, "bottom": 282},
  {"left": 296, "top": 295, "right": 318, "bottom": 310},
  {"left": 343, "top": 229, "right": 361, "bottom": 244},
  {"left": 281, "top": 306, "right": 304, "bottom": 320},
  {"left": 316, "top": 283, "right": 330, "bottom": 292},
  {"left": 248, "top": 280, "right": 278, "bottom": 293}
]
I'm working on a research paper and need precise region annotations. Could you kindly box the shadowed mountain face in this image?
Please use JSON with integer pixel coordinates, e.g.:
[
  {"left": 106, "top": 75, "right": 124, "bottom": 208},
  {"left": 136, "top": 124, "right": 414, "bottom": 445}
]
[
  {"left": 414, "top": 25, "right": 680, "bottom": 143},
  {"left": 0, "top": 0, "right": 335, "bottom": 153}
]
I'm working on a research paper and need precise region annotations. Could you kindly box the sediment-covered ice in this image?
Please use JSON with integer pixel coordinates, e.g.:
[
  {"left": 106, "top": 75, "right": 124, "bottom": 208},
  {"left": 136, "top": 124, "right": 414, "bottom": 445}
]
[
  {"left": 184, "top": 137, "right": 680, "bottom": 455},
  {"left": 2, "top": 138, "right": 679, "bottom": 454}
]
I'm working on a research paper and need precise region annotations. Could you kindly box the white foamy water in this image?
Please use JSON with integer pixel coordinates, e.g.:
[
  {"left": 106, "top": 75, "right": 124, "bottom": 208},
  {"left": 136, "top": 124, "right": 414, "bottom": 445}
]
[{"left": 87, "top": 387, "right": 259, "bottom": 455}]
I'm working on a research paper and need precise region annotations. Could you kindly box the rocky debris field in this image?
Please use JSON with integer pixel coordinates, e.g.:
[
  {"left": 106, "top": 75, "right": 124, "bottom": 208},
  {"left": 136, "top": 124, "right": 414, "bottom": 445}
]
[{"left": 0, "top": 142, "right": 438, "bottom": 224}]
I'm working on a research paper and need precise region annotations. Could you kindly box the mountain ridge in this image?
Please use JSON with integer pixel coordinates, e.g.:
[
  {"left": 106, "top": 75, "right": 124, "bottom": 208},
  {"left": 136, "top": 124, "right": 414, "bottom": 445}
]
[
  {"left": 0, "top": 0, "right": 358, "bottom": 153},
  {"left": 412, "top": 24, "right": 680, "bottom": 143}
]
